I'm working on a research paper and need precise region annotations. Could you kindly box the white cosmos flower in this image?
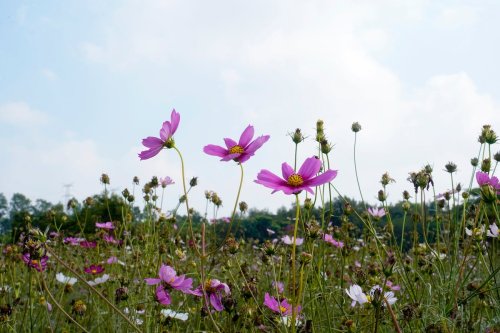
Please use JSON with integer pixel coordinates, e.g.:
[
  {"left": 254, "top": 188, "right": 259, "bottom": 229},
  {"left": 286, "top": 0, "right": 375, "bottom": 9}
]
[
  {"left": 56, "top": 272, "right": 77, "bottom": 286},
  {"left": 345, "top": 284, "right": 368, "bottom": 307},
  {"left": 465, "top": 225, "right": 485, "bottom": 237},
  {"left": 88, "top": 274, "right": 110, "bottom": 286},
  {"left": 487, "top": 224, "right": 499, "bottom": 238},
  {"left": 281, "top": 235, "right": 303, "bottom": 246},
  {"left": 160, "top": 309, "right": 189, "bottom": 321}
]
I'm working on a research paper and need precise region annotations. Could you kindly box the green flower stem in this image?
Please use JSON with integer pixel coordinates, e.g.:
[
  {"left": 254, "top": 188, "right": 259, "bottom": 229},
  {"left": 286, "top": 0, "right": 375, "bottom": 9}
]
[
  {"left": 45, "top": 246, "right": 143, "bottom": 333},
  {"left": 173, "top": 146, "right": 202, "bottom": 258},
  {"left": 353, "top": 132, "right": 367, "bottom": 210},
  {"left": 209, "top": 162, "right": 244, "bottom": 256},
  {"left": 291, "top": 194, "right": 301, "bottom": 333},
  {"left": 40, "top": 275, "right": 90, "bottom": 333}
]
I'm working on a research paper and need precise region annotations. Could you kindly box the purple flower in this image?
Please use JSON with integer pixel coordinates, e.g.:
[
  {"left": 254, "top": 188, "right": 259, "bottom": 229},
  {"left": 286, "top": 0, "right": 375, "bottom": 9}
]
[
  {"left": 263, "top": 293, "right": 300, "bottom": 316},
  {"left": 272, "top": 281, "right": 284, "bottom": 294},
  {"left": 368, "top": 207, "right": 385, "bottom": 219},
  {"left": 487, "top": 223, "right": 499, "bottom": 238},
  {"left": 84, "top": 264, "right": 105, "bottom": 275},
  {"left": 192, "top": 279, "right": 231, "bottom": 312},
  {"left": 476, "top": 171, "right": 500, "bottom": 202},
  {"left": 63, "top": 237, "right": 85, "bottom": 245},
  {"left": 96, "top": 221, "right": 115, "bottom": 230},
  {"left": 22, "top": 253, "right": 48, "bottom": 272},
  {"left": 203, "top": 125, "right": 270, "bottom": 164},
  {"left": 323, "top": 234, "right": 344, "bottom": 248},
  {"left": 144, "top": 265, "right": 193, "bottom": 306},
  {"left": 103, "top": 234, "right": 118, "bottom": 244},
  {"left": 255, "top": 156, "right": 337, "bottom": 195},
  {"left": 160, "top": 176, "right": 174, "bottom": 188},
  {"left": 80, "top": 240, "right": 97, "bottom": 249},
  {"left": 281, "top": 235, "right": 303, "bottom": 246},
  {"left": 385, "top": 280, "right": 401, "bottom": 291},
  {"left": 139, "top": 109, "right": 180, "bottom": 160}
]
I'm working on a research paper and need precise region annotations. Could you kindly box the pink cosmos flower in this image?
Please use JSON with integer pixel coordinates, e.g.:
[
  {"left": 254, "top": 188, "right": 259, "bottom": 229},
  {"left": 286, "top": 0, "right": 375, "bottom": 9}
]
[
  {"left": 385, "top": 280, "right": 401, "bottom": 291},
  {"left": 263, "top": 293, "right": 301, "bottom": 316},
  {"left": 84, "top": 264, "right": 105, "bottom": 275},
  {"left": 368, "top": 207, "right": 386, "bottom": 219},
  {"left": 80, "top": 240, "right": 97, "bottom": 248},
  {"left": 139, "top": 109, "right": 180, "bottom": 160},
  {"left": 22, "top": 253, "right": 48, "bottom": 272},
  {"left": 281, "top": 235, "right": 303, "bottom": 246},
  {"left": 476, "top": 171, "right": 500, "bottom": 190},
  {"left": 323, "top": 234, "right": 344, "bottom": 248},
  {"left": 272, "top": 281, "right": 284, "bottom": 294},
  {"left": 203, "top": 125, "right": 270, "bottom": 164},
  {"left": 192, "top": 279, "right": 231, "bottom": 311},
  {"left": 63, "top": 237, "right": 85, "bottom": 245},
  {"left": 96, "top": 221, "right": 115, "bottom": 230},
  {"left": 144, "top": 265, "right": 194, "bottom": 306},
  {"left": 255, "top": 156, "right": 337, "bottom": 195},
  {"left": 160, "top": 176, "right": 174, "bottom": 188},
  {"left": 103, "top": 234, "right": 118, "bottom": 244}
]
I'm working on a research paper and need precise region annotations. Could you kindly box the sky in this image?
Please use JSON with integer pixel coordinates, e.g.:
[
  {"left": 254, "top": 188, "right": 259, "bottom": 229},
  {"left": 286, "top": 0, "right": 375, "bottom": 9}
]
[{"left": 0, "top": 0, "right": 499, "bottom": 217}]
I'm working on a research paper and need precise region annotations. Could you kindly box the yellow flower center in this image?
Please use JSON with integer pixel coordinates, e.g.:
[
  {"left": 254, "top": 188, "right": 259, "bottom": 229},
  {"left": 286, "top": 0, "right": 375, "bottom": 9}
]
[
  {"left": 287, "top": 174, "right": 304, "bottom": 187},
  {"left": 366, "top": 295, "right": 372, "bottom": 303},
  {"left": 279, "top": 305, "right": 287, "bottom": 313},
  {"left": 169, "top": 277, "right": 175, "bottom": 283},
  {"left": 91, "top": 269, "right": 97, "bottom": 274},
  {"left": 229, "top": 145, "right": 244, "bottom": 154},
  {"left": 31, "top": 260, "right": 39, "bottom": 265}
]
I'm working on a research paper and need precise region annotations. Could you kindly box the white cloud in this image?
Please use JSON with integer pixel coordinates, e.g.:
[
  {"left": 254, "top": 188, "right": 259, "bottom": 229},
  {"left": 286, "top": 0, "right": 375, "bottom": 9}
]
[
  {"left": 40, "top": 68, "right": 58, "bottom": 81},
  {"left": 0, "top": 102, "right": 48, "bottom": 126},
  {"left": 436, "top": 5, "right": 479, "bottom": 29}
]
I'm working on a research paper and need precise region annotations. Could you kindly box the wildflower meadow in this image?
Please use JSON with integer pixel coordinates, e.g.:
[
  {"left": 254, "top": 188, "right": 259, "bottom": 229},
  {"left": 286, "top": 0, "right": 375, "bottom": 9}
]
[{"left": 0, "top": 110, "right": 499, "bottom": 332}]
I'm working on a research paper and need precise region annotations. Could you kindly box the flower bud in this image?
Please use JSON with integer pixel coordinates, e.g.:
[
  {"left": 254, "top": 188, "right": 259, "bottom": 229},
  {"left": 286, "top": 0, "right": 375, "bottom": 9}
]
[
  {"left": 471, "top": 158, "right": 478, "bottom": 167},
  {"left": 132, "top": 176, "right": 139, "bottom": 185},
  {"left": 72, "top": 300, "right": 87, "bottom": 316},
  {"left": 377, "top": 190, "right": 386, "bottom": 202},
  {"left": 462, "top": 192, "right": 469, "bottom": 200},
  {"left": 316, "top": 120, "right": 325, "bottom": 142},
  {"left": 351, "top": 122, "right": 361, "bottom": 133},
  {"left": 424, "top": 164, "right": 433, "bottom": 174},
  {"left": 481, "top": 158, "right": 491, "bottom": 173},
  {"left": 239, "top": 201, "right": 248, "bottom": 213},
  {"left": 402, "top": 201, "right": 411, "bottom": 212},
  {"left": 380, "top": 172, "right": 395, "bottom": 186},
  {"left": 344, "top": 202, "right": 353, "bottom": 215},
  {"left": 494, "top": 151, "right": 500, "bottom": 163},
  {"left": 291, "top": 128, "right": 305, "bottom": 144},
  {"left": 190, "top": 177, "right": 198, "bottom": 187},
  {"left": 403, "top": 190, "right": 411, "bottom": 200},
  {"left": 444, "top": 162, "right": 457, "bottom": 173},
  {"left": 122, "top": 188, "right": 130, "bottom": 199},
  {"left": 100, "top": 173, "right": 110, "bottom": 185},
  {"left": 300, "top": 252, "right": 313, "bottom": 265},
  {"left": 320, "top": 139, "right": 333, "bottom": 154},
  {"left": 303, "top": 198, "right": 313, "bottom": 210}
]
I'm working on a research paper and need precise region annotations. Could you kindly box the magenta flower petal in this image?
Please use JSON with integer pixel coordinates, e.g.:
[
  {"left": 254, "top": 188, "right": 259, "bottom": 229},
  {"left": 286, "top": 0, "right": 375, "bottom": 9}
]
[
  {"left": 210, "top": 293, "right": 224, "bottom": 312},
  {"left": 204, "top": 125, "right": 269, "bottom": 163},
  {"left": 476, "top": 171, "right": 490, "bottom": 186},
  {"left": 159, "top": 265, "right": 176, "bottom": 283},
  {"left": 139, "top": 146, "right": 163, "bottom": 160},
  {"left": 306, "top": 170, "right": 338, "bottom": 187},
  {"left": 224, "top": 138, "right": 238, "bottom": 149},
  {"left": 159, "top": 121, "right": 172, "bottom": 141},
  {"left": 244, "top": 135, "right": 270, "bottom": 154},
  {"left": 142, "top": 136, "right": 163, "bottom": 148},
  {"left": 203, "top": 145, "right": 228, "bottom": 158},
  {"left": 298, "top": 157, "right": 322, "bottom": 180},
  {"left": 238, "top": 125, "right": 254, "bottom": 147},
  {"left": 156, "top": 286, "right": 171, "bottom": 305},
  {"left": 281, "top": 163, "right": 294, "bottom": 180},
  {"left": 144, "top": 278, "right": 162, "bottom": 285},
  {"left": 169, "top": 109, "right": 180, "bottom": 134},
  {"left": 256, "top": 156, "right": 338, "bottom": 195}
]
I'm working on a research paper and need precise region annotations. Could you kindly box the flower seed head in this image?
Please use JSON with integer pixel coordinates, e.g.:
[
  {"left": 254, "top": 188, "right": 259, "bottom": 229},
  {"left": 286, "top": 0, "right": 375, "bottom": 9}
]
[
  {"left": 444, "top": 162, "right": 457, "bottom": 173},
  {"left": 351, "top": 122, "right": 361, "bottom": 133},
  {"left": 100, "top": 173, "right": 110, "bottom": 185},
  {"left": 481, "top": 158, "right": 491, "bottom": 173},
  {"left": 291, "top": 128, "right": 305, "bottom": 144}
]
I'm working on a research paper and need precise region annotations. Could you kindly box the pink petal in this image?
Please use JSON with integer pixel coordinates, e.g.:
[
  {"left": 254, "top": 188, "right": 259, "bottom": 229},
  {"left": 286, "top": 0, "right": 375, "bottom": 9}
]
[
  {"left": 144, "top": 278, "right": 161, "bottom": 285},
  {"left": 138, "top": 146, "right": 163, "bottom": 160},
  {"left": 244, "top": 135, "right": 270, "bottom": 155},
  {"left": 156, "top": 286, "right": 171, "bottom": 305},
  {"left": 281, "top": 162, "right": 294, "bottom": 180},
  {"left": 160, "top": 121, "right": 172, "bottom": 141},
  {"left": 239, "top": 125, "right": 254, "bottom": 147},
  {"left": 305, "top": 170, "right": 337, "bottom": 187},
  {"left": 224, "top": 138, "right": 238, "bottom": 150},
  {"left": 210, "top": 293, "right": 224, "bottom": 311},
  {"left": 203, "top": 145, "right": 228, "bottom": 158},
  {"left": 298, "top": 157, "right": 322, "bottom": 180},
  {"left": 221, "top": 153, "right": 241, "bottom": 161},
  {"left": 169, "top": 109, "right": 180, "bottom": 135},
  {"left": 142, "top": 136, "right": 163, "bottom": 148}
]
